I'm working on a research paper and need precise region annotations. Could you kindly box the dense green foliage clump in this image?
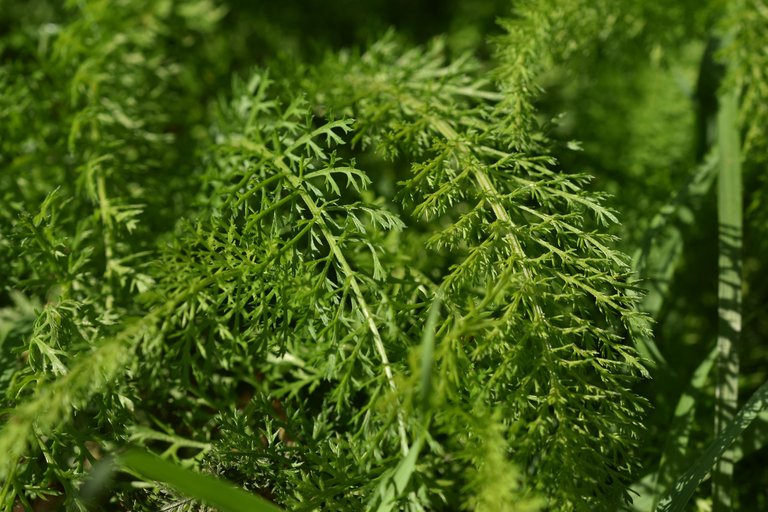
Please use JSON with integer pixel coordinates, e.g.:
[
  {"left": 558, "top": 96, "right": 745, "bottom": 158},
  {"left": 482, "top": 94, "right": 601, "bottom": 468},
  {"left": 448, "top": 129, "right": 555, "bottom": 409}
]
[{"left": 1, "top": 1, "right": 768, "bottom": 511}]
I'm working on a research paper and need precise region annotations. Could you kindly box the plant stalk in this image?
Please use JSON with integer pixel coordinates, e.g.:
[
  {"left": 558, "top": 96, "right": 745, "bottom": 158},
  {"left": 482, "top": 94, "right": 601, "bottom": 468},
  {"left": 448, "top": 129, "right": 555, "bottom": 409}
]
[{"left": 712, "top": 82, "right": 742, "bottom": 512}]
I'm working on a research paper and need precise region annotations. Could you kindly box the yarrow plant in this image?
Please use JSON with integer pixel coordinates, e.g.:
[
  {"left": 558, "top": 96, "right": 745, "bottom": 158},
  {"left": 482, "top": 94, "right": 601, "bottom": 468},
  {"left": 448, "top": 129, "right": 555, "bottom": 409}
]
[{"left": 2, "top": 1, "right": 768, "bottom": 511}]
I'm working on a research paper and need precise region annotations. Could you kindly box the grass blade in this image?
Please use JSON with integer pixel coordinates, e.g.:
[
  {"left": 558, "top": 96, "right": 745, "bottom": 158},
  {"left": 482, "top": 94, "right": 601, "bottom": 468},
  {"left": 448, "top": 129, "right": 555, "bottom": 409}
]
[
  {"left": 628, "top": 348, "right": 716, "bottom": 511},
  {"left": 654, "top": 378, "right": 768, "bottom": 512},
  {"left": 370, "top": 303, "right": 439, "bottom": 512},
  {"left": 651, "top": 347, "right": 718, "bottom": 508},
  {"left": 119, "top": 449, "right": 282, "bottom": 512},
  {"left": 712, "top": 81, "right": 742, "bottom": 511},
  {"left": 418, "top": 296, "right": 442, "bottom": 412},
  {"left": 733, "top": 410, "right": 768, "bottom": 461},
  {"left": 373, "top": 433, "right": 426, "bottom": 512}
]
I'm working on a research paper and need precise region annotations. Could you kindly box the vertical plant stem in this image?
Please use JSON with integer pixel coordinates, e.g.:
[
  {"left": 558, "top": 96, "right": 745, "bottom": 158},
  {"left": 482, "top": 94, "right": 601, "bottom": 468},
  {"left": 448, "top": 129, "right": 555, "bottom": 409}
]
[
  {"left": 97, "top": 171, "right": 116, "bottom": 310},
  {"left": 712, "top": 83, "right": 742, "bottom": 511},
  {"left": 280, "top": 161, "right": 410, "bottom": 455},
  {"left": 655, "top": 379, "right": 768, "bottom": 512}
]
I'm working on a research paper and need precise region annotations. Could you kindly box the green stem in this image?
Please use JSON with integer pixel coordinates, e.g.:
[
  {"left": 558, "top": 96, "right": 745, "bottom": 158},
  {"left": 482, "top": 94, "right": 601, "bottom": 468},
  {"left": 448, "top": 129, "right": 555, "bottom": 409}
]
[
  {"left": 712, "top": 83, "right": 742, "bottom": 512},
  {"left": 278, "top": 158, "right": 410, "bottom": 455},
  {"left": 97, "top": 171, "right": 116, "bottom": 310}
]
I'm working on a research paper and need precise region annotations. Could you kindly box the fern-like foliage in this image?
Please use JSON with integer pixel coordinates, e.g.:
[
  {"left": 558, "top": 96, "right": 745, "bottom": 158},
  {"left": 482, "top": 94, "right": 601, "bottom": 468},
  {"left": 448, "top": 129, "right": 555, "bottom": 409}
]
[
  {"left": 140, "top": 73, "right": 422, "bottom": 509},
  {"left": 721, "top": 0, "right": 768, "bottom": 166},
  {"left": 0, "top": 1, "right": 228, "bottom": 508},
  {"left": 296, "top": 33, "right": 650, "bottom": 510},
  {"left": 1, "top": 3, "right": 655, "bottom": 512}
]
